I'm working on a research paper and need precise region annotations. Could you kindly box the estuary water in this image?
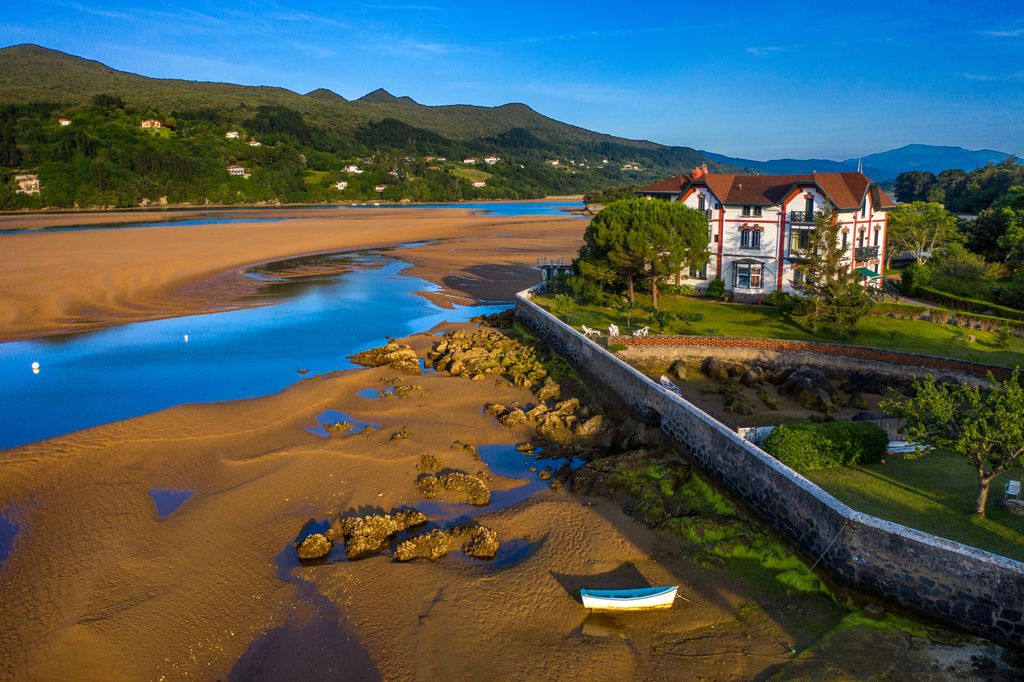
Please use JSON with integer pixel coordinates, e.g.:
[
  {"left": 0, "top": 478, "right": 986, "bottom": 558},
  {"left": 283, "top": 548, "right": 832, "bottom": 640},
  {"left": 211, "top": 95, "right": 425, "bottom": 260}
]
[
  {"left": 0, "top": 253, "right": 507, "bottom": 450},
  {"left": 0, "top": 200, "right": 583, "bottom": 234}
]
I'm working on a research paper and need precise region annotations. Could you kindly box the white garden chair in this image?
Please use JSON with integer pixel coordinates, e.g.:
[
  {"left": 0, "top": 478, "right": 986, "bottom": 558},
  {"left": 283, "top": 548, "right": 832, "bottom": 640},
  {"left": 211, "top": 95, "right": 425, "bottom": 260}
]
[
  {"left": 581, "top": 325, "right": 601, "bottom": 338},
  {"left": 633, "top": 326, "right": 649, "bottom": 337},
  {"left": 1006, "top": 480, "right": 1022, "bottom": 501},
  {"left": 608, "top": 324, "right": 620, "bottom": 337}
]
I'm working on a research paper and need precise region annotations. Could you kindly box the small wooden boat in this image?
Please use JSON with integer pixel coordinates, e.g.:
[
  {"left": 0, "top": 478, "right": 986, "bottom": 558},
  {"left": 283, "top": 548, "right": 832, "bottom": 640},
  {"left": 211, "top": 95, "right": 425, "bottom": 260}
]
[{"left": 580, "top": 585, "right": 679, "bottom": 611}]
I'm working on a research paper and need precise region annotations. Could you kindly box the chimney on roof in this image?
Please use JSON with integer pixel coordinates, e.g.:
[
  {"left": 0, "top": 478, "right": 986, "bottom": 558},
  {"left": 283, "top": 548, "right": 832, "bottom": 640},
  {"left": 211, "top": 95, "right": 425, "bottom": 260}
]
[{"left": 691, "top": 162, "right": 708, "bottom": 179}]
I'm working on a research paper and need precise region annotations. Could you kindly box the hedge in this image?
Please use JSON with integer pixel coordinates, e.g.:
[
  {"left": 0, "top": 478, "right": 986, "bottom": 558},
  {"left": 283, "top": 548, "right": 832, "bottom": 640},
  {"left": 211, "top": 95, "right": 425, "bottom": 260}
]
[
  {"left": 916, "top": 286, "right": 1024, "bottom": 322},
  {"left": 762, "top": 422, "right": 889, "bottom": 471},
  {"left": 868, "top": 301, "right": 1024, "bottom": 336}
]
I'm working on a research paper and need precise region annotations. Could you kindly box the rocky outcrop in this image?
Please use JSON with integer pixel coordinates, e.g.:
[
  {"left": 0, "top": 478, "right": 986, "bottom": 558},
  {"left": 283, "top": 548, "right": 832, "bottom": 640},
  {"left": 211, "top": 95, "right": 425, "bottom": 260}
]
[
  {"left": 667, "top": 359, "right": 688, "bottom": 381},
  {"left": 295, "top": 533, "right": 332, "bottom": 561},
  {"left": 428, "top": 329, "right": 548, "bottom": 388},
  {"left": 395, "top": 529, "right": 452, "bottom": 561},
  {"left": 349, "top": 342, "right": 421, "bottom": 375},
  {"left": 328, "top": 509, "right": 428, "bottom": 559},
  {"left": 394, "top": 524, "right": 501, "bottom": 561},
  {"left": 416, "top": 471, "right": 490, "bottom": 505},
  {"left": 417, "top": 454, "right": 442, "bottom": 472},
  {"left": 461, "top": 526, "right": 500, "bottom": 559}
]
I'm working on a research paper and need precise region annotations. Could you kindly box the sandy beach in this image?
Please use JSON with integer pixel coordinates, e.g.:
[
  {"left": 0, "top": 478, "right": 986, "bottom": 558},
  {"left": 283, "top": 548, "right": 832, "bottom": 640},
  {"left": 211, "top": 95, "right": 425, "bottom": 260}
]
[
  {"left": 0, "top": 208, "right": 1015, "bottom": 681},
  {"left": 0, "top": 207, "right": 582, "bottom": 342}
]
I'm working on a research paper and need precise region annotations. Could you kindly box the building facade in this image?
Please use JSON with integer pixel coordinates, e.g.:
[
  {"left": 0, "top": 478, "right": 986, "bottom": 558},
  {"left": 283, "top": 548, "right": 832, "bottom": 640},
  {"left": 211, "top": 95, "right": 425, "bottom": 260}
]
[{"left": 639, "top": 166, "right": 896, "bottom": 301}]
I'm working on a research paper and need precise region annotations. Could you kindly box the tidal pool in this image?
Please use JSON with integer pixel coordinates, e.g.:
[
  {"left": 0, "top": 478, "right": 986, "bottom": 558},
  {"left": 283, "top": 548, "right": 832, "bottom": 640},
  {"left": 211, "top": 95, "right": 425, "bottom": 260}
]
[
  {"left": 149, "top": 489, "right": 194, "bottom": 518},
  {"left": 0, "top": 253, "right": 506, "bottom": 450}
]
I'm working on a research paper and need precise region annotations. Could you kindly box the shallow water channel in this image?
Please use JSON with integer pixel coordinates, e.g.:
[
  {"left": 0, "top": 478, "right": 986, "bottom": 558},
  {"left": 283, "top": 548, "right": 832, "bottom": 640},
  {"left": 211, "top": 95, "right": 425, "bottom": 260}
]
[{"left": 0, "top": 251, "right": 507, "bottom": 450}]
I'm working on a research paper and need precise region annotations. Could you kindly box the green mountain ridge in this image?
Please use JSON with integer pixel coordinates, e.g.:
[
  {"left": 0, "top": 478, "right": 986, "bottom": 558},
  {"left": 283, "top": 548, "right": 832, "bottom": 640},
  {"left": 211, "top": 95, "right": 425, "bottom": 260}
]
[{"left": 0, "top": 43, "right": 716, "bottom": 208}]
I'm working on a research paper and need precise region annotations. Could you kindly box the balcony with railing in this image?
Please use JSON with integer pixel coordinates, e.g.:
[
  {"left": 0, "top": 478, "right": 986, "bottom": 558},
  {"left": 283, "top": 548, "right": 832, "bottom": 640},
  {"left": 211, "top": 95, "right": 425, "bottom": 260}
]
[
  {"left": 855, "top": 245, "right": 880, "bottom": 261},
  {"left": 789, "top": 210, "right": 821, "bottom": 224},
  {"left": 703, "top": 208, "right": 713, "bottom": 220}
]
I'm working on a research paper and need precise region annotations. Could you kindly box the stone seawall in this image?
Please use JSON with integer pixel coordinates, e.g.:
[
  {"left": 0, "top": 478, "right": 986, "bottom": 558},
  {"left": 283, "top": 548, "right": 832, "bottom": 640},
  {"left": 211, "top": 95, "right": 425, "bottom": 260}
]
[{"left": 515, "top": 288, "right": 1024, "bottom": 646}]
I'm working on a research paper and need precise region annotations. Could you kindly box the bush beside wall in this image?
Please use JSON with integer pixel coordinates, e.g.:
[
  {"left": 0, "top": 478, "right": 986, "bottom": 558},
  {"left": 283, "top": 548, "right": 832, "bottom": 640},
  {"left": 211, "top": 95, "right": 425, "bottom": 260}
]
[{"left": 762, "top": 422, "right": 889, "bottom": 471}]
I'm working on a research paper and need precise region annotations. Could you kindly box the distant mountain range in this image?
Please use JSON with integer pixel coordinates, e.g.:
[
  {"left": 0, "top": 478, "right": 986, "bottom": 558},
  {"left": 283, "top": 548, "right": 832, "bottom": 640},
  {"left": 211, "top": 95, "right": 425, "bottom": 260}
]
[
  {"left": 0, "top": 43, "right": 1016, "bottom": 209},
  {"left": 704, "top": 144, "right": 1013, "bottom": 182}
]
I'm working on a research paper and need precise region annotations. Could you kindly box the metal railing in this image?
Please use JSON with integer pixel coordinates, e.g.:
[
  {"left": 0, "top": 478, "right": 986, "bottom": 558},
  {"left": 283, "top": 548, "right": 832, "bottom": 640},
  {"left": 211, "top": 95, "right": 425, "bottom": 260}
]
[
  {"left": 855, "top": 245, "right": 880, "bottom": 261},
  {"left": 789, "top": 210, "right": 821, "bottom": 224}
]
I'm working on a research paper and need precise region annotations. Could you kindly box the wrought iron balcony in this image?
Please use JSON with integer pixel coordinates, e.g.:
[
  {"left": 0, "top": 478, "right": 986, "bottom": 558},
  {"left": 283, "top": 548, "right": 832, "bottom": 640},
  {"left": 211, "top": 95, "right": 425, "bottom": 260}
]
[
  {"left": 855, "top": 245, "right": 879, "bottom": 261},
  {"left": 789, "top": 246, "right": 816, "bottom": 261},
  {"left": 789, "top": 210, "right": 821, "bottom": 224}
]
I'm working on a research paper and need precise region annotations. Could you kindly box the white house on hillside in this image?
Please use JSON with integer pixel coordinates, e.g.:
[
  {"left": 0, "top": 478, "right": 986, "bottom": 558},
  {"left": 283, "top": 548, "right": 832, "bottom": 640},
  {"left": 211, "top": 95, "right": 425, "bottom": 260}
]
[
  {"left": 483, "top": 156, "right": 500, "bottom": 165},
  {"left": 343, "top": 165, "right": 364, "bottom": 174},
  {"left": 226, "top": 164, "right": 249, "bottom": 178},
  {"left": 225, "top": 131, "right": 240, "bottom": 139},
  {"left": 58, "top": 118, "right": 71, "bottom": 127},
  {"left": 335, "top": 181, "right": 348, "bottom": 190},
  {"left": 15, "top": 174, "right": 40, "bottom": 194},
  {"left": 638, "top": 165, "right": 896, "bottom": 301},
  {"left": 248, "top": 139, "right": 262, "bottom": 147},
  {"left": 140, "top": 119, "right": 162, "bottom": 129}
]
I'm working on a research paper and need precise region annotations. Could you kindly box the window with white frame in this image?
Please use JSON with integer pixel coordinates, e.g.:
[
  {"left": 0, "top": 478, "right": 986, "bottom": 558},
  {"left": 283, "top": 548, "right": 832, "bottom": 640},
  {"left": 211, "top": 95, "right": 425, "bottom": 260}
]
[
  {"left": 874, "top": 228, "right": 881, "bottom": 246},
  {"left": 689, "top": 263, "right": 707, "bottom": 279},
  {"left": 734, "top": 262, "right": 762, "bottom": 288},
  {"left": 740, "top": 229, "right": 761, "bottom": 249}
]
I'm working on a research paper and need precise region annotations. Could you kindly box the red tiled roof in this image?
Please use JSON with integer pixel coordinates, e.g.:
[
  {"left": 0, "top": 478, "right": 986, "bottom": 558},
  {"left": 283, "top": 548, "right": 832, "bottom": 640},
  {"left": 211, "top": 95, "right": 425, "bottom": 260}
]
[{"left": 640, "top": 171, "right": 896, "bottom": 210}]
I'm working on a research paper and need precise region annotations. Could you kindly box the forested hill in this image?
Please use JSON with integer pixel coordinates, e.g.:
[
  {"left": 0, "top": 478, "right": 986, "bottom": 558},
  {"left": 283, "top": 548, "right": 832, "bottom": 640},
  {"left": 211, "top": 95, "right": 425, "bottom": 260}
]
[{"left": 0, "top": 44, "right": 720, "bottom": 209}]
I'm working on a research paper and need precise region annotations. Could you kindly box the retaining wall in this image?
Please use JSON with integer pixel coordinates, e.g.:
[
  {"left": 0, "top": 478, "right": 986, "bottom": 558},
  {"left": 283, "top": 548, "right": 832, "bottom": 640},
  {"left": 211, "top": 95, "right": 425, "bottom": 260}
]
[{"left": 516, "top": 288, "right": 1024, "bottom": 646}]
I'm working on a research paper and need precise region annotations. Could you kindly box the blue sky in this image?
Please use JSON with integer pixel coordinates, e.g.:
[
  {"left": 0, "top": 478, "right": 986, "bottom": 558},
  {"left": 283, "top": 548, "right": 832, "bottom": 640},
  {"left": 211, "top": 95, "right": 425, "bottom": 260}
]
[{"left": 2, "top": 0, "right": 1023, "bottom": 159}]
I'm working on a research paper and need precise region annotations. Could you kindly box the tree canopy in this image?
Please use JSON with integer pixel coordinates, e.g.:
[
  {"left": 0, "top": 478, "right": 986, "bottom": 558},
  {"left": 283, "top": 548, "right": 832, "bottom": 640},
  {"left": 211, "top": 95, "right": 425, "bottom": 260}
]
[
  {"left": 886, "top": 201, "right": 959, "bottom": 264},
  {"left": 881, "top": 371, "right": 1024, "bottom": 517},
  {"left": 578, "top": 199, "right": 710, "bottom": 309}
]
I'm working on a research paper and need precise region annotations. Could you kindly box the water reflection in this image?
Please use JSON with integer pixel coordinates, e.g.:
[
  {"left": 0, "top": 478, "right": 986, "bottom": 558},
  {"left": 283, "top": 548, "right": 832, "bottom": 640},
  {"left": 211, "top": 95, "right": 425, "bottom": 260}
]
[{"left": 0, "top": 253, "right": 507, "bottom": 450}]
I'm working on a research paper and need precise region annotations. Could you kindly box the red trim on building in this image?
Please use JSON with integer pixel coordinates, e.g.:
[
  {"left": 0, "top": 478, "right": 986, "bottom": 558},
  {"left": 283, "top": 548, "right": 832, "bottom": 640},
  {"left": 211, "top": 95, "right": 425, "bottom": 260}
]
[
  {"left": 680, "top": 187, "right": 697, "bottom": 203},
  {"left": 777, "top": 209, "right": 786, "bottom": 290},
  {"left": 716, "top": 208, "right": 725, "bottom": 279}
]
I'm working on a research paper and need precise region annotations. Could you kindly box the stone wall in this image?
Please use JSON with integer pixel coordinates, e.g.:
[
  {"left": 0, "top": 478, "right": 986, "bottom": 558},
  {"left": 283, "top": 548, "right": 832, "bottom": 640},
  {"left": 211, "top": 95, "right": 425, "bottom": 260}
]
[
  {"left": 515, "top": 288, "right": 1024, "bottom": 646},
  {"left": 616, "top": 335, "right": 1013, "bottom": 380}
]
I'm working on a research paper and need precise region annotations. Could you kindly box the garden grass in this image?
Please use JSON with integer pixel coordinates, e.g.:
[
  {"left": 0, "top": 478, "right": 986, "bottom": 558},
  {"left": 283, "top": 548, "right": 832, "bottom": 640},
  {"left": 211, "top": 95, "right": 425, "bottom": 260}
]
[
  {"left": 535, "top": 293, "right": 1024, "bottom": 367},
  {"left": 806, "top": 451, "right": 1024, "bottom": 562}
]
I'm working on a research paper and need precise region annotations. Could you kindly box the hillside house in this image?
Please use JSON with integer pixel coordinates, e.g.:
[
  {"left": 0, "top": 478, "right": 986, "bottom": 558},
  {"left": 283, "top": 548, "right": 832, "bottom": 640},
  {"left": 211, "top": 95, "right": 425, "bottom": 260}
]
[
  {"left": 472, "top": 181, "right": 487, "bottom": 188},
  {"left": 463, "top": 158, "right": 478, "bottom": 165},
  {"left": 483, "top": 156, "right": 500, "bottom": 165},
  {"left": 58, "top": 118, "right": 71, "bottom": 127},
  {"left": 374, "top": 184, "right": 388, "bottom": 192},
  {"left": 15, "top": 174, "right": 40, "bottom": 194},
  {"left": 225, "top": 131, "right": 240, "bottom": 139},
  {"left": 621, "top": 162, "right": 642, "bottom": 171},
  {"left": 226, "top": 164, "right": 249, "bottom": 178},
  {"left": 638, "top": 165, "right": 896, "bottom": 301},
  {"left": 343, "top": 165, "right": 364, "bottom": 174},
  {"left": 335, "top": 181, "right": 348, "bottom": 190},
  {"left": 547, "top": 159, "right": 560, "bottom": 166},
  {"left": 248, "top": 139, "right": 262, "bottom": 147},
  {"left": 140, "top": 120, "right": 162, "bottom": 129}
]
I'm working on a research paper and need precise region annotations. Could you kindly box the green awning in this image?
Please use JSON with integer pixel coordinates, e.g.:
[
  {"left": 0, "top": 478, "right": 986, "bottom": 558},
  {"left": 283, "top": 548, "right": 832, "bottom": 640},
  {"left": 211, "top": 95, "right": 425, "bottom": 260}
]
[{"left": 855, "top": 267, "right": 881, "bottom": 279}]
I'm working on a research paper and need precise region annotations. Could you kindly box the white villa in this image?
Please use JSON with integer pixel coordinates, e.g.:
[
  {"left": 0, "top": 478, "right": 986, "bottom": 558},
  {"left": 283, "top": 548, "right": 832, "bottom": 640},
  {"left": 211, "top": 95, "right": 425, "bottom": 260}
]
[
  {"left": 140, "top": 119, "right": 162, "bottom": 129},
  {"left": 248, "top": 139, "right": 262, "bottom": 147},
  {"left": 483, "top": 156, "right": 500, "bottom": 165},
  {"left": 15, "top": 174, "right": 40, "bottom": 194},
  {"left": 335, "top": 181, "right": 349, "bottom": 190},
  {"left": 472, "top": 181, "right": 487, "bottom": 188},
  {"left": 58, "top": 118, "right": 71, "bottom": 127},
  {"left": 226, "top": 164, "right": 249, "bottom": 178},
  {"left": 225, "top": 131, "right": 240, "bottom": 139},
  {"left": 638, "top": 165, "right": 896, "bottom": 301},
  {"left": 463, "top": 158, "right": 478, "bottom": 165},
  {"left": 374, "top": 184, "right": 388, "bottom": 192},
  {"left": 343, "top": 165, "right": 364, "bottom": 174}
]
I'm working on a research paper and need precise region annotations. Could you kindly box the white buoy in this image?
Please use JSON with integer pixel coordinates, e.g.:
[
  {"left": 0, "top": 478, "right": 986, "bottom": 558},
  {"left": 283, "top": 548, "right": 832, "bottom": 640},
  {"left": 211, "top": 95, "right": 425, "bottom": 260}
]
[
  {"left": 31, "top": 361, "right": 40, "bottom": 375},
  {"left": 184, "top": 333, "right": 189, "bottom": 343}
]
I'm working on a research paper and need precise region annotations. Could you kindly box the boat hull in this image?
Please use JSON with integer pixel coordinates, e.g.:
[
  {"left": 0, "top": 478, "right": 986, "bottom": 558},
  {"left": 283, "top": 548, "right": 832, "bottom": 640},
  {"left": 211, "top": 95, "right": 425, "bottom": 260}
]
[{"left": 580, "top": 586, "right": 678, "bottom": 611}]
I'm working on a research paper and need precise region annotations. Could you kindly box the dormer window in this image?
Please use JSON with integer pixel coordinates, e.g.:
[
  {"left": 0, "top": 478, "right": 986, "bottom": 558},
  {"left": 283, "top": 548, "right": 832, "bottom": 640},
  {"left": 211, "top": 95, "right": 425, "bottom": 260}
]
[
  {"left": 742, "top": 205, "right": 751, "bottom": 216},
  {"left": 740, "top": 228, "right": 761, "bottom": 249},
  {"left": 741, "top": 205, "right": 763, "bottom": 217}
]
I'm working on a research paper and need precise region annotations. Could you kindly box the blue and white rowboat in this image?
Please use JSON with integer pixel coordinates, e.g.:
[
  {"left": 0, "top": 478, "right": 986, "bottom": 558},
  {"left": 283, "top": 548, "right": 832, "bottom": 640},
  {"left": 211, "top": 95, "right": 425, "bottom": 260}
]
[{"left": 580, "top": 585, "right": 679, "bottom": 611}]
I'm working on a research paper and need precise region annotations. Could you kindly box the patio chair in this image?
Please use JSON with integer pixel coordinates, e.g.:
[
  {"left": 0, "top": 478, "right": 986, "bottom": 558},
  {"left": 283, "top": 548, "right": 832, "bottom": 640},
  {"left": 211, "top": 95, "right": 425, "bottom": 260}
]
[
  {"left": 633, "top": 326, "right": 649, "bottom": 337},
  {"left": 608, "top": 324, "right": 620, "bottom": 337},
  {"left": 581, "top": 325, "right": 601, "bottom": 338},
  {"left": 1006, "top": 480, "right": 1022, "bottom": 501}
]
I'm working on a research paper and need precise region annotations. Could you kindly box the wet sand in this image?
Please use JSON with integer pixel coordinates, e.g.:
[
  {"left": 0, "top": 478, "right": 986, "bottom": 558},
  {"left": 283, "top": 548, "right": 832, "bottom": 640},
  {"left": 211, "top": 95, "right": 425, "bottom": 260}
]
[
  {"left": 1, "top": 210, "right": 1015, "bottom": 680},
  {"left": 0, "top": 208, "right": 582, "bottom": 342}
]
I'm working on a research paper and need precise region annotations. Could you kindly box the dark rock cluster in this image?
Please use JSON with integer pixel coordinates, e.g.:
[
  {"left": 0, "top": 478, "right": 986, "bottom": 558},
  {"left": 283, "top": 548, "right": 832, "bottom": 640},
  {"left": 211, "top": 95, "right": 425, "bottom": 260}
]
[{"left": 349, "top": 342, "right": 421, "bottom": 375}]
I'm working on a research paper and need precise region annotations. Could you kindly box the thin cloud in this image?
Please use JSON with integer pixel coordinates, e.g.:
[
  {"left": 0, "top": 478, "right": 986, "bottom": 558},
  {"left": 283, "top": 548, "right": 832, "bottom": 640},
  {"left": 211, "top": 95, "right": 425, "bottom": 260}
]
[
  {"left": 985, "top": 28, "right": 1024, "bottom": 37},
  {"left": 963, "top": 71, "right": 1024, "bottom": 81},
  {"left": 61, "top": 2, "right": 132, "bottom": 19},
  {"left": 363, "top": 4, "right": 444, "bottom": 10},
  {"left": 746, "top": 46, "right": 785, "bottom": 56}
]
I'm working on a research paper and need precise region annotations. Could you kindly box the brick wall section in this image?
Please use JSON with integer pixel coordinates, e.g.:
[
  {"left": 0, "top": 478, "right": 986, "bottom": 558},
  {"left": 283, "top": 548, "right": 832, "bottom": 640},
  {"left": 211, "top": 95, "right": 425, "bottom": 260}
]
[
  {"left": 617, "top": 336, "right": 1014, "bottom": 380},
  {"left": 515, "top": 287, "right": 1024, "bottom": 646}
]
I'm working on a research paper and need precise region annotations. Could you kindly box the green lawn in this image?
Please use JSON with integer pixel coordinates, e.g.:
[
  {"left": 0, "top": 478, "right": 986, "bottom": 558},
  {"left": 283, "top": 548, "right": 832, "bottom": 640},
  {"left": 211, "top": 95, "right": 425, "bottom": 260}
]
[
  {"left": 806, "top": 452, "right": 1024, "bottom": 562},
  {"left": 452, "top": 166, "right": 492, "bottom": 182},
  {"left": 536, "top": 294, "right": 1024, "bottom": 367}
]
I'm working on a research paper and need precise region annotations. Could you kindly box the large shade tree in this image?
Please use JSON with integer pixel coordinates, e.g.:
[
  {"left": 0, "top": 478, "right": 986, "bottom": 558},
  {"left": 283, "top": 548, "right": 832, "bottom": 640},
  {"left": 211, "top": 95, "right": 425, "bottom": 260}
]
[
  {"left": 578, "top": 199, "right": 710, "bottom": 310},
  {"left": 881, "top": 371, "right": 1024, "bottom": 517},
  {"left": 886, "top": 201, "right": 959, "bottom": 264}
]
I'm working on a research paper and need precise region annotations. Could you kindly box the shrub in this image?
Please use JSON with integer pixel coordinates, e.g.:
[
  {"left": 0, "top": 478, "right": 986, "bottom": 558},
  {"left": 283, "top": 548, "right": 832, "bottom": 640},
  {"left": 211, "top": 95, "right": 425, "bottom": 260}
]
[
  {"left": 900, "top": 262, "right": 932, "bottom": 296},
  {"left": 996, "top": 326, "right": 1013, "bottom": 349},
  {"left": 764, "top": 290, "right": 799, "bottom": 315},
  {"left": 607, "top": 343, "right": 627, "bottom": 352},
  {"left": 916, "top": 286, "right": 1024, "bottom": 321},
  {"left": 706, "top": 278, "right": 726, "bottom": 300},
  {"left": 762, "top": 422, "right": 888, "bottom": 471}
]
